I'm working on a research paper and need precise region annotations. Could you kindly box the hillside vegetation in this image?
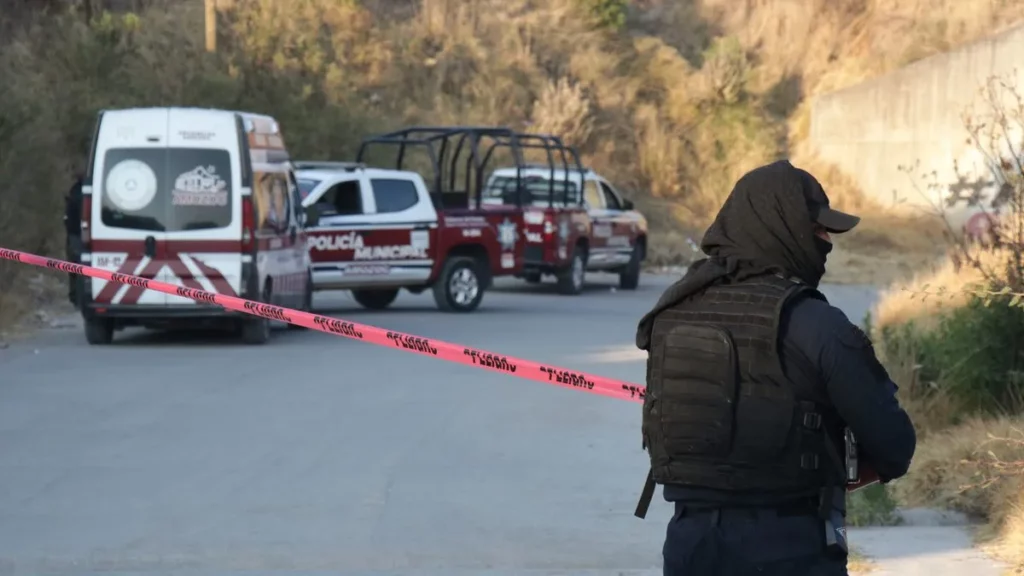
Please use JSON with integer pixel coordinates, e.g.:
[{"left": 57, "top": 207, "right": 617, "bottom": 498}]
[{"left": 1, "top": 0, "right": 1023, "bottom": 326}]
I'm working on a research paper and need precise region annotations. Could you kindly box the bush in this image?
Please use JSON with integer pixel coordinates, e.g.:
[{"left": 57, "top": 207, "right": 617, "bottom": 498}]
[
  {"left": 577, "top": 0, "right": 628, "bottom": 30},
  {"left": 880, "top": 296, "right": 1024, "bottom": 425},
  {"left": 847, "top": 484, "right": 901, "bottom": 527}
]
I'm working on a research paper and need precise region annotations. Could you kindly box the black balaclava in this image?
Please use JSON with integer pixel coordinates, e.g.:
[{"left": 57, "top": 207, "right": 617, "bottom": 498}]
[{"left": 635, "top": 160, "right": 831, "bottom": 350}]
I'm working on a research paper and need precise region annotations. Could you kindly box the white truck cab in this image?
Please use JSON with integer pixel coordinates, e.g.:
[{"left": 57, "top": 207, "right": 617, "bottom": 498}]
[{"left": 297, "top": 163, "right": 440, "bottom": 298}]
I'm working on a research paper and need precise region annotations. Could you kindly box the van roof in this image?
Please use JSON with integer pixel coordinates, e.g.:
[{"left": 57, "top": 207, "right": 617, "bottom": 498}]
[{"left": 100, "top": 107, "right": 281, "bottom": 135}]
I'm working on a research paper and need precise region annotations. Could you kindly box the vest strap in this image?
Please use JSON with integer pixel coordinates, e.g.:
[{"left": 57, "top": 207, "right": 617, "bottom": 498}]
[{"left": 634, "top": 469, "right": 656, "bottom": 519}]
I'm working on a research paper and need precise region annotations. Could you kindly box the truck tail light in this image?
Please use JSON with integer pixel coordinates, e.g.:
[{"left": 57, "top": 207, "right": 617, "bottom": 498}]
[
  {"left": 81, "top": 194, "right": 92, "bottom": 250},
  {"left": 242, "top": 196, "right": 255, "bottom": 253}
]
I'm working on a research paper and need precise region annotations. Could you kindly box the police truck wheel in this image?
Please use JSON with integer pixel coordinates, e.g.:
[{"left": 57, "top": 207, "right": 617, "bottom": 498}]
[
  {"left": 619, "top": 244, "right": 642, "bottom": 290},
  {"left": 352, "top": 289, "right": 399, "bottom": 310},
  {"left": 433, "top": 256, "right": 484, "bottom": 313},
  {"left": 84, "top": 318, "right": 114, "bottom": 345},
  {"left": 556, "top": 248, "right": 586, "bottom": 295}
]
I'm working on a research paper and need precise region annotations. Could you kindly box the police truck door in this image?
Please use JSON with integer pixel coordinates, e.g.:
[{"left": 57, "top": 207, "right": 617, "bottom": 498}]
[
  {"left": 304, "top": 175, "right": 376, "bottom": 289},
  {"left": 358, "top": 176, "right": 437, "bottom": 286}
]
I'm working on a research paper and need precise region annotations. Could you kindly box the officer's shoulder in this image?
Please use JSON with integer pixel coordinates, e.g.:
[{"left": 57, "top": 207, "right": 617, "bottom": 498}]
[{"left": 784, "top": 291, "right": 870, "bottom": 348}]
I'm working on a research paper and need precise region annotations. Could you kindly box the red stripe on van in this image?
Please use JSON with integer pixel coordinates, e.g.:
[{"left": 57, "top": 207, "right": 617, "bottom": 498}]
[
  {"left": 188, "top": 255, "right": 238, "bottom": 297},
  {"left": 92, "top": 239, "right": 243, "bottom": 253},
  {"left": 119, "top": 258, "right": 165, "bottom": 305},
  {"left": 94, "top": 254, "right": 143, "bottom": 303}
]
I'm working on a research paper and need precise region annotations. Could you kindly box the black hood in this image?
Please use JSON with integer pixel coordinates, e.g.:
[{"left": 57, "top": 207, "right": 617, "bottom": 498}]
[{"left": 635, "top": 160, "right": 838, "bottom": 350}]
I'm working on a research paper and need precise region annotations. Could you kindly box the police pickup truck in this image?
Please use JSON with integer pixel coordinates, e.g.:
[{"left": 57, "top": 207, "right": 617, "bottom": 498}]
[
  {"left": 483, "top": 165, "right": 649, "bottom": 290},
  {"left": 298, "top": 161, "right": 527, "bottom": 313}
]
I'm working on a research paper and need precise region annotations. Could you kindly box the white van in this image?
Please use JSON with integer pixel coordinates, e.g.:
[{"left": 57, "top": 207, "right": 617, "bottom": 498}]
[{"left": 77, "top": 107, "right": 313, "bottom": 345}]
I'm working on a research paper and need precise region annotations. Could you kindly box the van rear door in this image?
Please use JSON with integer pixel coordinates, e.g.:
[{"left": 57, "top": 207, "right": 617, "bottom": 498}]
[
  {"left": 162, "top": 108, "right": 243, "bottom": 307},
  {"left": 90, "top": 108, "right": 171, "bottom": 308}
]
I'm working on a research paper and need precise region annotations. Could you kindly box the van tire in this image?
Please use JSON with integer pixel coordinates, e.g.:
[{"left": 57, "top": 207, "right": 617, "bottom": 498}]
[
  {"left": 289, "top": 271, "right": 314, "bottom": 330},
  {"left": 556, "top": 247, "right": 587, "bottom": 295},
  {"left": 352, "top": 289, "right": 399, "bottom": 310},
  {"left": 240, "top": 315, "right": 271, "bottom": 344},
  {"left": 240, "top": 284, "right": 272, "bottom": 344},
  {"left": 84, "top": 318, "right": 114, "bottom": 345},
  {"left": 433, "top": 256, "right": 484, "bottom": 313}
]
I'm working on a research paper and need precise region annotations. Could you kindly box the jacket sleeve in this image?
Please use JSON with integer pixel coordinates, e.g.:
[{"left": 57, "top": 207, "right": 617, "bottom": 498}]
[{"left": 818, "top": 313, "right": 917, "bottom": 482}]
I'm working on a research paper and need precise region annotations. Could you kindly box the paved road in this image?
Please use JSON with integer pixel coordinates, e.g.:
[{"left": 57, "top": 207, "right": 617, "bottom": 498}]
[{"left": 0, "top": 273, "right": 880, "bottom": 575}]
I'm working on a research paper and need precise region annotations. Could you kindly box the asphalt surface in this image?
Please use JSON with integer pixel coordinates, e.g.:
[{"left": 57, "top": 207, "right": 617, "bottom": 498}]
[{"left": 0, "top": 273, "right": 881, "bottom": 576}]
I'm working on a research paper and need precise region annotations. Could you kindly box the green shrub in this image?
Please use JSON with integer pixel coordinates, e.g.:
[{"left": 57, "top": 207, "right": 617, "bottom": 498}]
[
  {"left": 847, "top": 483, "right": 901, "bottom": 527},
  {"left": 577, "top": 0, "right": 628, "bottom": 30},
  {"left": 879, "top": 295, "right": 1024, "bottom": 420}
]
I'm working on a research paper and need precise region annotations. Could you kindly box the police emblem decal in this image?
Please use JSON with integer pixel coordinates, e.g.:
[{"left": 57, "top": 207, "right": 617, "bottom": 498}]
[{"left": 497, "top": 218, "right": 518, "bottom": 251}]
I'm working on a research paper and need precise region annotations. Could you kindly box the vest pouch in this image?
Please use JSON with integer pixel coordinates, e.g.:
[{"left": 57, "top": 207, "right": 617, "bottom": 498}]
[
  {"left": 657, "top": 323, "right": 739, "bottom": 458},
  {"left": 729, "top": 382, "right": 796, "bottom": 463}
]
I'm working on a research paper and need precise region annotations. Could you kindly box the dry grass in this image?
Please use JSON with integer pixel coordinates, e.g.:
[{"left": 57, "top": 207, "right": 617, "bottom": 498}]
[
  {"left": 890, "top": 417, "right": 1024, "bottom": 573},
  {"left": 872, "top": 247, "right": 1014, "bottom": 332},
  {"left": 985, "top": 493, "right": 1024, "bottom": 574},
  {"left": 848, "top": 548, "right": 875, "bottom": 574}
]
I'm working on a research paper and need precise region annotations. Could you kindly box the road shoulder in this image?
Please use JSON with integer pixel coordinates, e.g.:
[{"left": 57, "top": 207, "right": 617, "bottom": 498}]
[{"left": 849, "top": 508, "right": 1009, "bottom": 576}]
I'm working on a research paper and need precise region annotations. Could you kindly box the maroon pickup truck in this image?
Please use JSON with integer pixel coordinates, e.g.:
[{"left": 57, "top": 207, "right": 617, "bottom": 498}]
[{"left": 296, "top": 127, "right": 592, "bottom": 311}]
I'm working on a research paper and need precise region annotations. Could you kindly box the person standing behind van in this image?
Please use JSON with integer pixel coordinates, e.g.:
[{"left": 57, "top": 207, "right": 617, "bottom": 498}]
[{"left": 63, "top": 169, "right": 85, "bottom": 307}]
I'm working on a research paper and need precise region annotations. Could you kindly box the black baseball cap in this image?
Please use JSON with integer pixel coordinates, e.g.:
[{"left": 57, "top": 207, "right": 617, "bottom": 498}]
[{"left": 796, "top": 166, "right": 861, "bottom": 234}]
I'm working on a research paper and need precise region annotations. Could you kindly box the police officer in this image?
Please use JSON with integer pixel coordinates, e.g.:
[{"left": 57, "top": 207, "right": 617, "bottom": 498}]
[
  {"left": 64, "top": 168, "right": 85, "bottom": 307},
  {"left": 633, "top": 160, "right": 916, "bottom": 575}
]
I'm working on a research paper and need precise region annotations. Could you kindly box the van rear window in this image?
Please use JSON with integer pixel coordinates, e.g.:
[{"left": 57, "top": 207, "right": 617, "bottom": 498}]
[
  {"left": 483, "top": 175, "right": 580, "bottom": 206},
  {"left": 100, "top": 147, "right": 233, "bottom": 233}
]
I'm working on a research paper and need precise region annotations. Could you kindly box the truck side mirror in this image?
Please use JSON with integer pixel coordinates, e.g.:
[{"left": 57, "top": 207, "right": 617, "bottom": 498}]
[{"left": 304, "top": 205, "right": 320, "bottom": 228}]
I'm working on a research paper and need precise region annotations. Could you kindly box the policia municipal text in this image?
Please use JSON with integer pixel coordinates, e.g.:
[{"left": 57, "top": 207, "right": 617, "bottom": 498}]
[{"left": 634, "top": 161, "right": 916, "bottom": 575}]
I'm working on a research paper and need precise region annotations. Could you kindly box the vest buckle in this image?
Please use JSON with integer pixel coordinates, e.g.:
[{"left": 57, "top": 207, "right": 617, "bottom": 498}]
[
  {"left": 800, "top": 453, "right": 819, "bottom": 470},
  {"left": 803, "top": 412, "right": 822, "bottom": 430}
]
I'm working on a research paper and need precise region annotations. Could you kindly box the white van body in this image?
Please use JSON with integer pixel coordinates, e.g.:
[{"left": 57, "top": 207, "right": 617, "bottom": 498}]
[{"left": 78, "top": 107, "right": 311, "bottom": 344}]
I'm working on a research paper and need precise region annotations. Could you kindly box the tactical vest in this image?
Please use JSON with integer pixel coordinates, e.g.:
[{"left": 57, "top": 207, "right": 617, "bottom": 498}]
[{"left": 634, "top": 273, "right": 845, "bottom": 518}]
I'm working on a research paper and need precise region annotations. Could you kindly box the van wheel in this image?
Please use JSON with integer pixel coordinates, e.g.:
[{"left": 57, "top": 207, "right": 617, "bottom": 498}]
[
  {"left": 352, "top": 289, "right": 399, "bottom": 310},
  {"left": 240, "top": 314, "right": 271, "bottom": 344},
  {"left": 619, "top": 243, "right": 642, "bottom": 290},
  {"left": 240, "top": 285, "right": 272, "bottom": 344},
  {"left": 289, "top": 271, "right": 314, "bottom": 330},
  {"left": 556, "top": 247, "right": 587, "bottom": 295},
  {"left": 84, "top": 318, "right": 114, "bottom": 345},
  {"left": 433, "top": 256, "right": 484, "bottom": 312}
]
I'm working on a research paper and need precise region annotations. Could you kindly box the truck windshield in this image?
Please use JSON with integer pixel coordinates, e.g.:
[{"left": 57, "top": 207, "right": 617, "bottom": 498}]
[
  {"left": 481, "top": 176, "right": 580, "bottom": 207},
  {"left": 296, "top": 177, "right": 321, "bottom": 199},
  {"left": 99, "top": 147, "right": 234, "bottom": 233}
]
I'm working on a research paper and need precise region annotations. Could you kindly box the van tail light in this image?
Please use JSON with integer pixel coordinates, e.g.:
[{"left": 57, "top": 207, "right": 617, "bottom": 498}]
[
  {"left": 80, "top": 194, "right": 92, "bottom": 250},
  {"left": 242, "top": 196, "right": 255, "bottom": 252}
]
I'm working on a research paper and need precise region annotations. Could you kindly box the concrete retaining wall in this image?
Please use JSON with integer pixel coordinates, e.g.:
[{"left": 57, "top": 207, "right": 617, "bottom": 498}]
[{"left": 809, "top": 23, "right": 1024, "bottom": 225}]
